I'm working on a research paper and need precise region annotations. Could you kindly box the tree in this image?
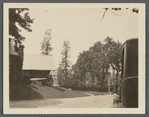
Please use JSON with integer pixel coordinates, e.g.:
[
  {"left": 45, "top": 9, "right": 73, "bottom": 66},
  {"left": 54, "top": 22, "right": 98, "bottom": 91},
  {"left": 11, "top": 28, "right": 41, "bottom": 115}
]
[
  {"left": 89, "top": 37, "right": 122, "bottom": 86},
  {"left": 41, "top": 29, "right": 53, "bottom": 55},
  {"left": 89, "top": 41, "right": 109, "bottom": 87},
  {"left": 74, "top": 41, "right": 109, "bottom": 87},
  {"left": 104, "top": 37, "right": 122, "bottom": 85},
  {"left": 9, "top": 8, "right": 33, "bottom": 83},
  {"left": 75, "top": 51, "right": 91, "bottom": 82},
  {"left": 73, "top": 37, "right": 122, "bottom": 88},
  {"left": 59, "top": 41, "right": 71, "bottom": 87},
  {"left": 69, "top": 64, "right": 79, "bottom": 87},
  {"left": 57, "top": 67, "right": 63, "bottom": 86},
  {"left": 9, "top": 8, "right": 34, "bottom": 54}
]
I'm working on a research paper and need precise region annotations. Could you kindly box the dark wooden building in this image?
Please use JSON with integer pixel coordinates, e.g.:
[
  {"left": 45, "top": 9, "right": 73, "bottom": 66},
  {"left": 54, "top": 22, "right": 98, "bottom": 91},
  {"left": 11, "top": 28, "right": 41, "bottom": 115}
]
[{"left": 22, "top": 54, "right": 55, "bottom": 85}]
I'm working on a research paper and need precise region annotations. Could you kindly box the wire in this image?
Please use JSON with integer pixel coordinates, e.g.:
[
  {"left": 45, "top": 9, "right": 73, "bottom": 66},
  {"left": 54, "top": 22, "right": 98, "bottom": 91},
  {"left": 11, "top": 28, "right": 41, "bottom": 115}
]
[
  {"left": 45, "top": 10, "right": 47, "bottom": 31},
  {"left": 100, "top": 9, "right": 108, "bottom": 21},
  {"left": 108, "top": 8, "right": 125, "bottom": 17}
]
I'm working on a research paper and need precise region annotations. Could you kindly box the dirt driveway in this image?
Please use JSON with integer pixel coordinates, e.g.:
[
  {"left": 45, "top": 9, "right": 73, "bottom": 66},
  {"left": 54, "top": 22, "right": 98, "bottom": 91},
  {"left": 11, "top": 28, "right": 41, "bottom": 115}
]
[{"left": 10, "top": 94, "right": 113, "bottom": 108}]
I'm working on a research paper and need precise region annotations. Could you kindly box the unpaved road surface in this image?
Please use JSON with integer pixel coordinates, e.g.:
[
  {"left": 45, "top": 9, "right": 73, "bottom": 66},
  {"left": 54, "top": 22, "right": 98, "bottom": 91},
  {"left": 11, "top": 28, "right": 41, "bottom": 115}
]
[{"left": 10, "top": 94, "right": 113, "bottom": 108}]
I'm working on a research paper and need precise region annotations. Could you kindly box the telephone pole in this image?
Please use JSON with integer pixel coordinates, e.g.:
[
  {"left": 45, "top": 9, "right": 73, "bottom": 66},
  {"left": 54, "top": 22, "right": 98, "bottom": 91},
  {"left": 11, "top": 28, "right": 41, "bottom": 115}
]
[{"left": 45, "top": 10, "right": 47, "bottom": 31}]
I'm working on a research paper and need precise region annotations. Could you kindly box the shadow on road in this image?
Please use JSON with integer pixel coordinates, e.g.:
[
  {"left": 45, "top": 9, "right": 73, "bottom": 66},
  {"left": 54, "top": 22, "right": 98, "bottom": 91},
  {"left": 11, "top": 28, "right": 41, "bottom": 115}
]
[{"left": 10, "top": 99, "right": 63, "bottom": 108}]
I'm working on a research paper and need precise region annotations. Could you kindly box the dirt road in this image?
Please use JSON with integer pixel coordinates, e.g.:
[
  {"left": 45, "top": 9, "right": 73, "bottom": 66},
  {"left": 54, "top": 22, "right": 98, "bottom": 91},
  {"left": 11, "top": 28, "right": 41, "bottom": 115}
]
[{"left": 10, "top": 94, "right": 113, "bottom": 108}]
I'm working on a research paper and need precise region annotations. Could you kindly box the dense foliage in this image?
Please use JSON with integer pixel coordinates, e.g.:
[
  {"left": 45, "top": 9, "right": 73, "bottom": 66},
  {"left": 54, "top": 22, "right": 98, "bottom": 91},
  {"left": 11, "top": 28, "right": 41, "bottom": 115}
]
[
  {"left": 69, "top": 37, "right": 122, "bottom": 89},
  {"left": 9, "top": 8, "right": 33, "bottom": 55},
  {"left": 58, "top": 41, "right": 71, "bottom": 87},
  {"left": 41, "top": 29, "right": 53, "bottom": 55}
]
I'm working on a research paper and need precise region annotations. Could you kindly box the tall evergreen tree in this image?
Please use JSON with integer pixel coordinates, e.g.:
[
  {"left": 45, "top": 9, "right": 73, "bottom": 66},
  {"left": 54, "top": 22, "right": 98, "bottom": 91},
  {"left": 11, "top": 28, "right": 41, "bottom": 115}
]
[
  {"left": 41, "top": 29, "right": 52, "bottom": 55},
  {"left": 59, "top": 41, "right": 71, "bottom": 87}
]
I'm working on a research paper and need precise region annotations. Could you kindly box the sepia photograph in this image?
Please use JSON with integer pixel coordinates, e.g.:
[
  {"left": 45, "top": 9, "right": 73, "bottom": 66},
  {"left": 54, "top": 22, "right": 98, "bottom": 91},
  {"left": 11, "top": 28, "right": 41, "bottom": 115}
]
[{"left": 3, "top": 3, "right": 145, "bottom": 114}]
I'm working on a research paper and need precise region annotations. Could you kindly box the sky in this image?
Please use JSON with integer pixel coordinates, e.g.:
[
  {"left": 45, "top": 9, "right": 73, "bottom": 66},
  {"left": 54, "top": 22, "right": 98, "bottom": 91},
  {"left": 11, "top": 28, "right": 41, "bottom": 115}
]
[{"left": 20, "top": 7, "right": 138, "bottom": 69}]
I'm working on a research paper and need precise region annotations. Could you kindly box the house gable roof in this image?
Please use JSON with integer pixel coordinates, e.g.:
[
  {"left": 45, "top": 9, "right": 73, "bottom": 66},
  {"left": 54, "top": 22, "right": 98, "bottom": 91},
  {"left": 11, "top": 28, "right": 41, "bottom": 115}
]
[{"left": 23, "top": 54, "right": 55, "bottom": 70}]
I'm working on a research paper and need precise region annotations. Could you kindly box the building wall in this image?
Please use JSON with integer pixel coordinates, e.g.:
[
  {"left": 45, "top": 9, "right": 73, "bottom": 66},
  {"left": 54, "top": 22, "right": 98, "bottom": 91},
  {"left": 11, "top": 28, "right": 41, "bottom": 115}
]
[
  {"left": 9, "top": 55, "right": 23, "bottom": 83},
  {"left": 22, "top": 70, "right": 51, "bottom": 84}
]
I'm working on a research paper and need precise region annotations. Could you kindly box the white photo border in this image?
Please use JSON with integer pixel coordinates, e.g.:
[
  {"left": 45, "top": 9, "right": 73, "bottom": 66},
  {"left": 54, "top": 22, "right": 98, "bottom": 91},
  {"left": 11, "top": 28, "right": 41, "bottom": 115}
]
[{"left": 3, "top": 3, "right": 146, "bottom": 114}]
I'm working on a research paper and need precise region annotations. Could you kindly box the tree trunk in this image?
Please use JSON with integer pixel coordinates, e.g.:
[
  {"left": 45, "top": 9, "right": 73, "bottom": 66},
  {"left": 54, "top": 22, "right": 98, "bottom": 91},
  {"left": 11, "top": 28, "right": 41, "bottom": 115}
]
[
  {"left": 101, "top": 67, "right": 105, "bottom": 87},
  {"left": 115, "top": 69, "right": 119, "bottom": 85}
]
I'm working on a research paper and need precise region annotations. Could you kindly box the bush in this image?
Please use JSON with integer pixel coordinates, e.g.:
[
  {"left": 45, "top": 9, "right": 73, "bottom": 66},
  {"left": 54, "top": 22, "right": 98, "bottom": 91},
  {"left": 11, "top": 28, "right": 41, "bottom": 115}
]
[
  {"left": 41, "top": 80, "right": 47, "bottom": 86},
  {"left": 46, "top": 81, "right": 53, "bottom": 87},
  {"left": 61, "top": 85, "right": 108, "bottom": 92}
]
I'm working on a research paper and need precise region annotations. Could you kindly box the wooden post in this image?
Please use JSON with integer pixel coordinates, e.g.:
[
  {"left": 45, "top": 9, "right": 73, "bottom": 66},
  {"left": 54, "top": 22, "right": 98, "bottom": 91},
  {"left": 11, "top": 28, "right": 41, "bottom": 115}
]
[
  {"left": 107, "top": 79, "right": 111, "bottom": 93},
  {"left": 108, "top": 84, "right": 111, "bottom": 92}
]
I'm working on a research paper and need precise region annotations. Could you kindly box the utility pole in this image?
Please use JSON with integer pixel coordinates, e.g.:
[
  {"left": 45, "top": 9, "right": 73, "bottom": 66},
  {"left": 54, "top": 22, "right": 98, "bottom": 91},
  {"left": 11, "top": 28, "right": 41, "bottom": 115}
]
[
  {"left": 45, "top": 10, "right": 47, "bottom": 31},
  {"left": 41, "top": 10, "right": 52, "bottom": 55}
]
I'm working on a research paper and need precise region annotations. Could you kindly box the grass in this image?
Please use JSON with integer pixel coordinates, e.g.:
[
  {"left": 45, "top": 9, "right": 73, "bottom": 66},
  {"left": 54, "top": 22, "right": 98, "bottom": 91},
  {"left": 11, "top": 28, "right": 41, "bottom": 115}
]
[
  {"left": 10, "top": 83, "right": 91, "bottom": 101},
  {"left": 10, "top": 83, "right": 44, "bottom": 101},
  {"left": 72, "top": 90, "right": 108, "bottom": 96}
]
